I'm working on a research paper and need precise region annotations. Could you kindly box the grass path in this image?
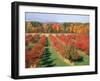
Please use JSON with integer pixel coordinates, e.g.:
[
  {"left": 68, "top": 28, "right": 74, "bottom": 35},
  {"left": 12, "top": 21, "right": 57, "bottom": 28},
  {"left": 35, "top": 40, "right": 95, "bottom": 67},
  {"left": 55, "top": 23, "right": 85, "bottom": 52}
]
[{"left": 49, "top": 47, "right": 70, "bottom": 66}]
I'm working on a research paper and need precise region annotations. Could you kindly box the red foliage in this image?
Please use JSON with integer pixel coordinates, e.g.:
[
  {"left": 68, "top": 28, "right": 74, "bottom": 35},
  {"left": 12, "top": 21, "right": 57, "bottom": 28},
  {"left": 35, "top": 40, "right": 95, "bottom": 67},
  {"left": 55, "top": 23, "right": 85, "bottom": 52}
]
[
  {"left": 25, "top": 35, "right": 46, "bottom": 68},
  {"left": 57, "top": 34, "right": 89, "bottom": 54},
  {"left": 25, "top": 34, "right": 89, "bottom": 68},
  {"left": 25, "top": 34, "right": 40, "bottom": 46},
  {"left": 52, "top": 24, "right": 61, "bottom": 30},
  {"left": 39, "top": 35, "right": 46, "bottom": 45}
]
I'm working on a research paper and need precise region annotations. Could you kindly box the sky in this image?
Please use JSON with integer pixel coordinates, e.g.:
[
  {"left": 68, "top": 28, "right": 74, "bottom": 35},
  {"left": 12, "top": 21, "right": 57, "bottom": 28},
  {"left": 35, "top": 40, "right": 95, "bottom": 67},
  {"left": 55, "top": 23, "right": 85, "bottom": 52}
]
[{"left": 25, "top": 12, "right": 89, "bottom": 23}]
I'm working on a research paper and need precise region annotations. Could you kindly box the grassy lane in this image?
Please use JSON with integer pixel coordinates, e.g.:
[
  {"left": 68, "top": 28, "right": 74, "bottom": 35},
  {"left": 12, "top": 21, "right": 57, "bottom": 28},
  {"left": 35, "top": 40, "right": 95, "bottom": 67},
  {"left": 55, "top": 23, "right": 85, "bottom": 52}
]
[
  {"left": 49, "top": 47, "right": 70, "bottom": 66},
  {"left": 48, "top": 37, "right": 70, "bottom": 66}
]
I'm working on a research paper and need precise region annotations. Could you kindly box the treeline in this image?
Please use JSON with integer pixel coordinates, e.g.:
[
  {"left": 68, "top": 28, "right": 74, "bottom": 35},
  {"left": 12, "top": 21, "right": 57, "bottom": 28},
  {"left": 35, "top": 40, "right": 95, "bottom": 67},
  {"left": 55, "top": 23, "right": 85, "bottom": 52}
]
[{"left": 25, "top": 21, "right": 89, "bottom": 34}]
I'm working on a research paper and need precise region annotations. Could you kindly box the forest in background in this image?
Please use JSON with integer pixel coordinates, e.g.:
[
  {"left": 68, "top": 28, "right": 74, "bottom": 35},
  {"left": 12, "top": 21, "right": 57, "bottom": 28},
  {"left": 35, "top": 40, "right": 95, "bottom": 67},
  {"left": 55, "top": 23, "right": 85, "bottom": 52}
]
[{"left": 25, "top": 21, "right": 89, "bottom": 34}]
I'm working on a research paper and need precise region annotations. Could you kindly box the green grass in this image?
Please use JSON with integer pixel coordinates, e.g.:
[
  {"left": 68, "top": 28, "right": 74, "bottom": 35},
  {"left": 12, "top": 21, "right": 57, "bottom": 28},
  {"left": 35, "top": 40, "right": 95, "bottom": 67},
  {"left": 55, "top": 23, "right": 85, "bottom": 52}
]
[
  {"left": 48, "top": 37, "right": 70, "bottom": 66},
  {"left": 74, "top": 50, "right": 89, "bottom": 65},
  {"left": 49, "top": 47, "right": 70, "bottom": 66}
]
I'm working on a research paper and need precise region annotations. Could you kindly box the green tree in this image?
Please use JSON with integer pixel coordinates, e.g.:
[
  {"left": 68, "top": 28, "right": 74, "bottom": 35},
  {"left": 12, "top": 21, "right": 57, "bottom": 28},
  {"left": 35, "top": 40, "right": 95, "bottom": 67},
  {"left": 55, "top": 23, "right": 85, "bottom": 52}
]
[{"left": 31, "top": 21, "right": 42, "bottom": 27}]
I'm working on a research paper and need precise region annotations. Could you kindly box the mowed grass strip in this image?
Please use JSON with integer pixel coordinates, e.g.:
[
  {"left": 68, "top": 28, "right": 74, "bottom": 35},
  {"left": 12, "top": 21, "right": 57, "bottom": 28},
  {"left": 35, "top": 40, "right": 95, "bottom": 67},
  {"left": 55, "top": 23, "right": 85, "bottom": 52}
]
[
  {"left": 49, "top": 47, "right": 70, "bottom": 66},
  {"left": 48, "top": 37, "right": 70, "bottom": 66}
]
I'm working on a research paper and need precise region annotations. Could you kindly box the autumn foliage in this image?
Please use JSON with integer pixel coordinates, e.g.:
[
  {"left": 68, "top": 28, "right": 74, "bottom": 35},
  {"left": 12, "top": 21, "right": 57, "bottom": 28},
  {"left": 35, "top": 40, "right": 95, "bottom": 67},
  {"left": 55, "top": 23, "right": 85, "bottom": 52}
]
[{"left": 25, "top": 35, "right": 46, "bottom": 68}]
